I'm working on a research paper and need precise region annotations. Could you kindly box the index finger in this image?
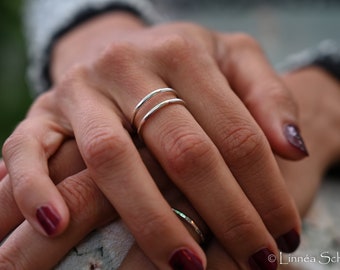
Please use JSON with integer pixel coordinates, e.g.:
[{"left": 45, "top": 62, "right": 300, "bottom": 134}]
[{"left": 0, "top": 170, "right": 119, "bottom": 270}]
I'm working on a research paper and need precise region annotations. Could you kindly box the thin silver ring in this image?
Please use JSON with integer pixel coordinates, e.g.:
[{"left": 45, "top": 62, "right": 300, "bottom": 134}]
[
  {"left": 172, "top": 208, "right": 205, "bottom": 245},
  {"left": 131, "top": 87, "right": 176, "bottom": 126},
  {"left": 137, "top": 98, "right": 185, "bottom": 135}
]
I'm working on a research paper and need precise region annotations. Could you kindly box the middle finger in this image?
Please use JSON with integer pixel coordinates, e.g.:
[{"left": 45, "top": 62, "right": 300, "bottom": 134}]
[{"left": 157, "top": 31, "right": 301, "bottom": 252}]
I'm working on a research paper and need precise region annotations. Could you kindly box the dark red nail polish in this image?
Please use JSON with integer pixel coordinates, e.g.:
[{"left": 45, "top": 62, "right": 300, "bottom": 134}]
[
  {"left": 284, "top": 124, "right": 309, "bottom": 156},
  {"left": 169, "top": 248, "right": 204, "bottom": 270},
  {"left": 36, "top": 206, "right": 60, "bottom": 235},
  {"left": 276, "top": 229, "right": 300, "bottom": 253},
  {"left": 248, "top": 248, "right": 277, "bottom": 270}
]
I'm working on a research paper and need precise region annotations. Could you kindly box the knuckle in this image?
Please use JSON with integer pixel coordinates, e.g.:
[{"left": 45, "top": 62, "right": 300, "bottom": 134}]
[
  {"left": 221, "top": 121, "right": 267, "bottom": 168},
  {"left": 0, "top": 250, "right": 24, "bottom": 270},
  {"left": 229, "top": 32, "right": 260, "bottom": 51},
  {"left": 11, "top": 171, "right": 36, "bottom": 201},
  {"left": 152, "top": 33, "right": 194, "bottom": 68},
  {"left": 165, "top": 131, "right": 213, "bottom": 177},
  {"left": 266, "top": 83, "right": 298, "bottom": 112},
  {"left": 261, "top": 200, "right": 297, "bottom": 230},
  {"left": 220, "top": 211, "right": 257, "bottom": 244},
  {"left": 2, "top": 135, "right": 19, "bottom": 159},
  {"left": 28, "top": 92, "right": 54, "bottom": 113},
  {"left": 96, "top": 42, "right": 139, "bottom": 76},
  {"left": 82, "top": 127, "right": 129, "bottom": 169},
  {"left": 54, "top": 64, "right": 89, "bottom": 99},
  {"left": 244, "top": 79, "right": 298, "bottom": 117},
  {"left": 2, "top": 125, "right": 31, "bottom": 160},
  {"left": 58, "top": 174, "right": 107, "bottom": 224}
]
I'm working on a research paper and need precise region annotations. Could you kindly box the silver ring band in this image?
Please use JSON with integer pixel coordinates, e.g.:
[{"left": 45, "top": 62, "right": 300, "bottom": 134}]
[
  {"left": 137, "top": 98, "right": 185, "bottom": 134},
  {"left": 131, "top": 87, "right": 185, "bottom": 136},
  {"left": 172, "top": 208, "right": 205, "bottom": 245},
  {"left": 131, "top": 87, "right": 176, "bottom": 126}
]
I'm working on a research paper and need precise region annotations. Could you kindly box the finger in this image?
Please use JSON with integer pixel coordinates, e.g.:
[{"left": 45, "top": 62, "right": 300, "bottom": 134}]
[
  {"left": 0, "top": 170, "right": 118, "bottom": 270},
  {"left": 124, "top": 89, "right": 280, "bottom": 269},
  {"left": 120, "top": 188, "right": 208, "bottom": 270},
  {"left": 0, "top": 158, "right": 6, "bottom": 180},
  {"left": 206, "top": 240, "right": 239, "bottom": 270},
  {"left": 0, "top": 175, "right": 22, "bottom": 240},
  {"left": 48, "top": 139, "right": 86, "bottom": 183},
  {"left": 120, "top": 241, "right": 239, "bottom": 270},
  {"left": 219, "top": 33, "right": 308, "bottom": 159},
  {"left": 2, "top": 113, "right": 70, "bottom": 237},
  {"left": 120, "top": 195, "right": 237, "bottom": 270},
  {"left": 0, "top": 139, "right": 86, "bottom": 241},
  {"left": 92, "top": 42, "right": 279, "bottom": 269},
  {"left": 58, "top": 75, "right": 206, "bottom": 270},
  {"left": 119, "top": 244, "right": 158, "bottom": 270},
  {"left": 150, "top": 29, "right": 301, "bottom": 255}
]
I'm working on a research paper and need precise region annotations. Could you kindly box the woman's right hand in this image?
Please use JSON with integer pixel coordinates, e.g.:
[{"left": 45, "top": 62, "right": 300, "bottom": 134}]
[{"left": 2, "top": 12, "right": 304, "bottom": 269}]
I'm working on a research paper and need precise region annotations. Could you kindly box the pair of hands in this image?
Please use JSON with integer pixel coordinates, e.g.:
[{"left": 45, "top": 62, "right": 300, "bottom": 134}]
[{"left": 1, "top": 12, "right": 308, "bottom": 269}]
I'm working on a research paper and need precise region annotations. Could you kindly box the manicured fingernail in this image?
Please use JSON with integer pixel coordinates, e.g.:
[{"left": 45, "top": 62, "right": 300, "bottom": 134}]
[
  {"left": 284, "top": 124, "right": 309, "bottom": 156},
  {"left": 249, "top": 248, "right": 277, "bottom": 270},
  {"left": 276, "top": 229, "right": 300, "bottom": 253},
  {"left": 169, "top": 248, "right": 204, "bottom": 270},
  {"left": 36, "top": 206, "right": 61, "bottom": 235}
]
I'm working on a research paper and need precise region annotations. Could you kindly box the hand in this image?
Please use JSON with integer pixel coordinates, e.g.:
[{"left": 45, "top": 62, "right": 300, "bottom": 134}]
[
  {"left": 0, "top": 140, "right": 301, "bottom": 270},
  {"left": 1, "top": 66, "right": 339, "bottom": 269},
  {"left": 2, "top": 12, "right": 303, "bottom": 269},
  {"left": 116, "top": 66, "right": 340, "bottom": 269}
]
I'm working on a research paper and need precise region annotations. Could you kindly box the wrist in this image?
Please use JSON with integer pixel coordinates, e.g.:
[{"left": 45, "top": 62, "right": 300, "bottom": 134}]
[{"left": 51, "top": 11, "right": 146, "bottom": 83}]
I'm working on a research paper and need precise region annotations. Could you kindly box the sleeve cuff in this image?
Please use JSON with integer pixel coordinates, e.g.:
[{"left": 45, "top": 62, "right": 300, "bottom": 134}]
[
  {"left": 24, "top": 0, "right": 164, "bottom": 96},
  {"left": 276, "top": 39, "right": 340, "bottom": 81}
]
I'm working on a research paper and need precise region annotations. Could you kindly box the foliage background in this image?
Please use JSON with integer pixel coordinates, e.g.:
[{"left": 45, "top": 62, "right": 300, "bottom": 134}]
[{"left": 0, "top": 0, "right": 31, "bottom": 153}]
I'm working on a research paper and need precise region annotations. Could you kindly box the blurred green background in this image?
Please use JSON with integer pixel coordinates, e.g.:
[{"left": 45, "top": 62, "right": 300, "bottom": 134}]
[{"left": 0, "top": 0, "right": 32, "bottom": 154}]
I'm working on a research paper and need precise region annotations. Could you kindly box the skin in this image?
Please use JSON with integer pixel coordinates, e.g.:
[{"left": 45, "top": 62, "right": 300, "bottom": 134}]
[
  {"left": 1, "top": 11, "right": 310, "bottom": 269},
  {"left": 120, "top": 67, "right": 340, "bottom": 269},
  {"left": 1, "top": 67, "right": 340, "bottom": 270}
]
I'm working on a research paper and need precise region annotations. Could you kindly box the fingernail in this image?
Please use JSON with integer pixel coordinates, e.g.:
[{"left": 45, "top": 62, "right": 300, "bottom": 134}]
[
  {"left": 248, "top": 248, "right": 277, "bottom": 270},
  {"left": 276, "top": 229, "right": 300, "bottom": 253},
  {"left": 284, "top": 124, "right": 309, "bottom": 156},
  {"left": 169, "top": 248, "right": 204, "bottom": 270},
  {"left": 36, "top": 206, "right": 61, "bottom": 236}
]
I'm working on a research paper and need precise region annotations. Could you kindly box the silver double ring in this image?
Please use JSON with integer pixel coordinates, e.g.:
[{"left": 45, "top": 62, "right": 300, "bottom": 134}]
[{"left": 131, "top": 88, "right": 185, "bottom": 135}]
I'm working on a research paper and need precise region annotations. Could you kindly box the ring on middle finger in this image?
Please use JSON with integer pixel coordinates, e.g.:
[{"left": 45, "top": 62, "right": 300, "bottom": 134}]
[{"left": 131, "top": 87, "right": 185, "bottom": 136}]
